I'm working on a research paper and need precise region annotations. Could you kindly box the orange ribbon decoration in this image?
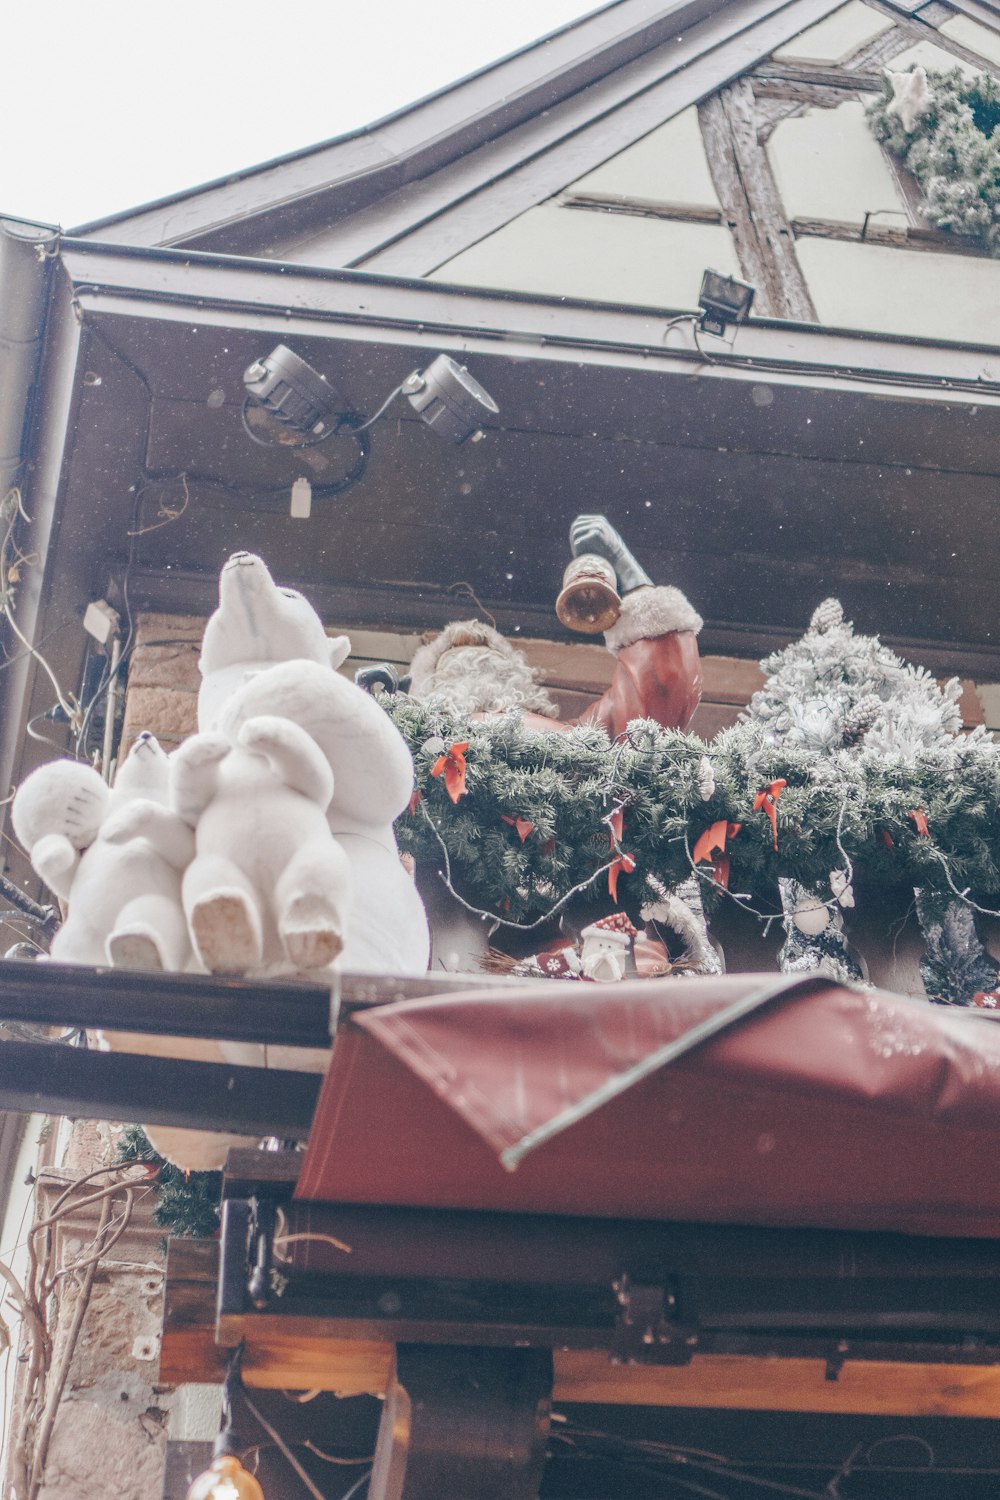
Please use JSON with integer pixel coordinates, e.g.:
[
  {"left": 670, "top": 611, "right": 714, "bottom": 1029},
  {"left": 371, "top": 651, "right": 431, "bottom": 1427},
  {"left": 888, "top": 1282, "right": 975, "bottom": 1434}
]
[
  {"left": 430, "top": 741, "right": 469, "bottom": 804},
  {"left": 502, "top": 815, "right": 535, "bottom": 843},
  {"left": 908, "top": 809, "right": 930, "bottom": 838},
  {"left": 693, "top": 818, "right": 742, "bottom": 889},
  {"left": 607, "top": 806, "right": 636, "bottom": 903},
  {"left": 408, "top": 789, "right": 422, "bottom": 816},
  {"left": 608, "top": 851, "right": 636, "bottom": 903},
  {"left": 753, "top": 778, "right": 787, "bottom": 851}
]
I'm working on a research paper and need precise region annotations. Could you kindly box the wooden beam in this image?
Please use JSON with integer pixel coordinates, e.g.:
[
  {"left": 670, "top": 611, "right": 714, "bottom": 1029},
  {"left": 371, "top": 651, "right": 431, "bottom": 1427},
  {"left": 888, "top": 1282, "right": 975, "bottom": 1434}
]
[
  {"left": 164, "top": 1292, "right": 1000, "bottom": 1416},
  {"left": 792, "top": 217, "right": 993, "bottom": 256},
  {"left": 751, "top": 36, "right": 904, "bottom": 145},
  {"left": 557, "top": 193, "right": 724, "bottom": 225},
  {"left": 699, "top": 81, "right": 817, "bottom": 323},
  {"left": 867, "top": 0, "right": 1000, "bottom": 72},
  {"left": 752, "top": 63, "right": 884, "bottom": 89},
  {"left": 163, "top": 1242, "right": 1000, "bottom": 1418},
  {"left": 699, "top": 92, "right": 776, "bottom": 315},
  {"left": 554, "top": 1351, "right": 1000, "bottom": 1417}
]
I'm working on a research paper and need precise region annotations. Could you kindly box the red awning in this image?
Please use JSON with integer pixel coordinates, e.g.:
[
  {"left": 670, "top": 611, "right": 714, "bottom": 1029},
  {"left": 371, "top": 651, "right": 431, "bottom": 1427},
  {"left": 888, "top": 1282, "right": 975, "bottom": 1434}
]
[{"left": 297, "top": 974, "right": 1000, "bottom": 1237}]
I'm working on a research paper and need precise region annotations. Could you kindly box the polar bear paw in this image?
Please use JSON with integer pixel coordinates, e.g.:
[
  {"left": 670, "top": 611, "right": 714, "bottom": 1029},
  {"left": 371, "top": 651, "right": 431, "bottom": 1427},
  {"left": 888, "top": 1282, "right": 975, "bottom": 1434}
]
[
  {"left": 107, "top": 927, "right": 166, "bottom": 972},
  {"left": 190, "top": 889, "right": 264, "bottom": 974},
  {"left": 280, "top": 893, "right": 345, "bottom": 971}
]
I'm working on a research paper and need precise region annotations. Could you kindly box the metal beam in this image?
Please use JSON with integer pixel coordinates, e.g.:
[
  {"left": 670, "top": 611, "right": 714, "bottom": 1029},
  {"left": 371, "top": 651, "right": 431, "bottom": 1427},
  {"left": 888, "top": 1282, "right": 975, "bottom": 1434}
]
[
  {"left": 0, "top": 960, "right": 518, "bottom": 1045},
  {"left": 0, "top": 958, "right": 334, "bottom": 1047},
  {"left": 0, "top": 1040, "right": 320, "bottom": 1137}
]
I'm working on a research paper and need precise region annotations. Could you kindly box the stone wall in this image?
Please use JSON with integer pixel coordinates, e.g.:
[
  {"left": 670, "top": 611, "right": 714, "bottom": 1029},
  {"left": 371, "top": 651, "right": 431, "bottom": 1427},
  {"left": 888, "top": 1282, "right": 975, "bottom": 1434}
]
[{"left": 3, "top": 1120, "right": 181, "bottom": 1500}]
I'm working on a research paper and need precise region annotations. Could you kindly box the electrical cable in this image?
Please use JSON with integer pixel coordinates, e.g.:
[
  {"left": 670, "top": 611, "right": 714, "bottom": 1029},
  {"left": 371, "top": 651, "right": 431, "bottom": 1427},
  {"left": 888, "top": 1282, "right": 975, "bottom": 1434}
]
[
  {"left": 555, "top": 1426, "right": 830, "bottom": 1499},
  {"left": 240, "top": 1386, "right": 346, "bottom": 1500},
  {"left": 336, "top": 1470, "right": 372, "bottom": 1500},
  {"left": 241, "top": 379, "right": 401, "bottom": 446},
  {"left": 238, "top": 396, "right": 373, "bottom": 495},
  {"left": 240, "top": 393, "right": 338, "bottom": 451}
]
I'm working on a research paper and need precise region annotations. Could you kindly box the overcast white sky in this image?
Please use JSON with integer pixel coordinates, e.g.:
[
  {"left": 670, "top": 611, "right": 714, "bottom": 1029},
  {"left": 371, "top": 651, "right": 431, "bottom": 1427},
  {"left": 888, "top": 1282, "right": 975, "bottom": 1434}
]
[{"left": 3, "top": 1, "right": 597, "bottom": 230}]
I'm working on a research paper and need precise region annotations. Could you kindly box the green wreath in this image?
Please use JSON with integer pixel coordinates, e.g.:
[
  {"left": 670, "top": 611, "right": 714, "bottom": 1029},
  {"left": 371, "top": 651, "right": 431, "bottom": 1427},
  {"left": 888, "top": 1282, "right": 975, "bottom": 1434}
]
[
  {"left": 384, "top": 697, "right": 1000, "bottom": 927},
  {"left": 867, "top": 66, "right": 1000, "bottom": 254}
]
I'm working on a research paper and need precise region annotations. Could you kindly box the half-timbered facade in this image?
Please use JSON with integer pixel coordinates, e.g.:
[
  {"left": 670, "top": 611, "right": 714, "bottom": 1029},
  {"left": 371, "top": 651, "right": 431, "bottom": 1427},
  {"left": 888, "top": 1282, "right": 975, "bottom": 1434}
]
[{"left": 1, "top": 1, "right": 1000, "bottom": 1494}]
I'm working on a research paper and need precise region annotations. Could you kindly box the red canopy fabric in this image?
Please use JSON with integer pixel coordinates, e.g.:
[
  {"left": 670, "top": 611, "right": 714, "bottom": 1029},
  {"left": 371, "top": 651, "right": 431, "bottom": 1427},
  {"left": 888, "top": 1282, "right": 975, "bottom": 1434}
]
[{"left": 297, "top": 974, "right": 1000, "bottom": 1237}]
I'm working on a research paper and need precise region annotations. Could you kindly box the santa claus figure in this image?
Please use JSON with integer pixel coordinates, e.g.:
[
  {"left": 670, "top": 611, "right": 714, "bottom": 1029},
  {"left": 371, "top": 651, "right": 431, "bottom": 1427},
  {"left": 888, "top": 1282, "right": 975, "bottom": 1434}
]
[
  {"left": 578, "top": 913, "right": 638, "bottom": 982},
  {"left": 406, "top": 514, "right": 703, "bottom": 737}
]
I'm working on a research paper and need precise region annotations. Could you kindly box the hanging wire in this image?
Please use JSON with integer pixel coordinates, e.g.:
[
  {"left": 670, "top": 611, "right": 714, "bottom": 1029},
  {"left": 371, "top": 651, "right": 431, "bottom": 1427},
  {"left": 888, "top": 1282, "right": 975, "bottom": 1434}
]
[
  {"left": 240, "top": 1386, "right": 352, "bottom": 1500},
  {"left": 0, "top": 490, "right": 80, "bottom": 728},
  {"left": 418, "top": 792, "right": 619, "bottom": 932},
  {"left": 554, "top": 1424, "right": 829, "bottom": 1499}
]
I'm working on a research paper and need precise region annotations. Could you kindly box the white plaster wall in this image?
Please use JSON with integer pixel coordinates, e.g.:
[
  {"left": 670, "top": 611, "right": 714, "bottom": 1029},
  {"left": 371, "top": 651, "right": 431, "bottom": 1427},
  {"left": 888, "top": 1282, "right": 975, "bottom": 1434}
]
[
  {"left": 886, "top": 40, "right": 984, "bottom": 81},
  {"left": 767, "top": 100, "right": 907, "bottom": 228},
  {"left": 976, "top": 684, "right": 1000, "bottom": 736},
  {"left": 431, "top": 205, "right": 741, "bottom": 309},
  {"left": 796, "top": 236, "right": 1000, "bottom": 342},
  {"left": 568, "top": 106, "right": 720, "bottom": 213},
  {"left": 772, "top": 1, "right": 892, "bottom": 65},
  {"left": 939, "top": 14, "right": 1000, "bottom": 69}
]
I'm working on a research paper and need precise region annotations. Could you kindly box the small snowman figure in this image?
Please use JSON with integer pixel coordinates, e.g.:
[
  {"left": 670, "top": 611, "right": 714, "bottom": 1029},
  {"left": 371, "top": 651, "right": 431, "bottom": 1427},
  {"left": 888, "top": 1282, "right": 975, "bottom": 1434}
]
[{"left": 578, "top": 913, "right": 638, "bottom": 983}]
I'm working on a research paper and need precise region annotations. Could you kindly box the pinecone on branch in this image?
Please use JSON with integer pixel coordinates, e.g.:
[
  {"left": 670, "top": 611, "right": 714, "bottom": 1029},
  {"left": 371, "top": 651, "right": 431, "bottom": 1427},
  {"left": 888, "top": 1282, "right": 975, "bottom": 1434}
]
[
  {"left": 809, "top": 597, "right": 844, "bottom": 634},
  {"left": 841, "top": 693, "right": 882, "bottom": 747}
]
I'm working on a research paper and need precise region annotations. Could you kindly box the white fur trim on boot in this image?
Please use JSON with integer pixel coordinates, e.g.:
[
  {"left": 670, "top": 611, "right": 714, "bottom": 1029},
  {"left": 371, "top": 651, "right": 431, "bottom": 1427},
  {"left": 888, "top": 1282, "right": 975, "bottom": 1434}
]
[{"left": 603, "top": 586, "right": 702, "bottom": 654}]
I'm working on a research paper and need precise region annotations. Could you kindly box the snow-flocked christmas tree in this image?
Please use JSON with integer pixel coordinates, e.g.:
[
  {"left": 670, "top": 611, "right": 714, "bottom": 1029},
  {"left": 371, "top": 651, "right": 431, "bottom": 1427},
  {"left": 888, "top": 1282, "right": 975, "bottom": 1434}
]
[{"left": 746, "top": 599, "right": 997, "bottom": 1001}]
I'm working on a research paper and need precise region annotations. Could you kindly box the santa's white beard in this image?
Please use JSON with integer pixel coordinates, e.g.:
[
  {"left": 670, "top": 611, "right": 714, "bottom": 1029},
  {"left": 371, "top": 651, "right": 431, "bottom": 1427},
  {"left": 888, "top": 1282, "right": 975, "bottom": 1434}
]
[{"left": 415, "top": 643, "right": 559, "bottom": 718}]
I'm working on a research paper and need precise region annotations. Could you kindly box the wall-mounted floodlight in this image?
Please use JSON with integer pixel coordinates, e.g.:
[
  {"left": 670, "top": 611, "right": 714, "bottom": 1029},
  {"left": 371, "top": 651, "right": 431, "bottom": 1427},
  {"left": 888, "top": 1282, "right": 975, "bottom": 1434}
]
[
  {"left": 401, "top": 354, "right": 499, "bottom": 445},
  {"left": 242, "top": 344, "right": 341, "bottom": 438},
  {"left": 242, "top": 345, "right": 499, "bottom": 456},
  {"left": 697, "top": 270, "right": 756, "bottom": 338}
]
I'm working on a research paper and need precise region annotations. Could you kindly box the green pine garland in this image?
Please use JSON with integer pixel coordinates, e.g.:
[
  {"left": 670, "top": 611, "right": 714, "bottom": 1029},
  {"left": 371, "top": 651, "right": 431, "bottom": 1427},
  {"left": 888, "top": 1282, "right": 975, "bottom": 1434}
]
[
  {"left": 384, "top": 697, "right": 1000, "bottom": 924},
  {"left": 115, "top": 1124, "right": 221, "bottom": 1240},
  {"left": 867, "top": 67, "right": 1000, "bottom": 254}
]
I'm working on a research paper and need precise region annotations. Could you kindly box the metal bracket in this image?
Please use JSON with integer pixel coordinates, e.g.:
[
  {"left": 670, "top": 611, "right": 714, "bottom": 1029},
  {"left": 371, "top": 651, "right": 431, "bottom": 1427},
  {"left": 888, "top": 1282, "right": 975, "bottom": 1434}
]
[
  {"left": 247, "top": 1197, "right": 277, "bottom": 1310},
  {"left": 611, "top": 1273, "right": 698, "bottom": 1366}
]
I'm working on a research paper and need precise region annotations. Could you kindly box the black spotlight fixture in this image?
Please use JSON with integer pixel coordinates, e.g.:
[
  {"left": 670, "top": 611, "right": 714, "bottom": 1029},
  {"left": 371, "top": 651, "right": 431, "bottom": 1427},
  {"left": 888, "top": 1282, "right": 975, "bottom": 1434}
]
[
  {"left": 241, "top": 345, "right": 499, "bottom": 450},
  {"left": 400, "top": 353, "right": 499, "bottom": 445},
  {"left": 697, "top": 269, "right": 756, "bottom": 338},
  {"left": 242, "top": 344, "right": 341, "bottom": 439}
]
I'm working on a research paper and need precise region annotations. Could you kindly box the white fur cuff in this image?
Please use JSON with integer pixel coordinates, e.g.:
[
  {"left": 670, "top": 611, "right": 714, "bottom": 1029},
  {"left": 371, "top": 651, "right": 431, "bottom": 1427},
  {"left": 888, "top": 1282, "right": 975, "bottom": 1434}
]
[{"left": 603, "top": 586, "right": 702, "bottom": 654}]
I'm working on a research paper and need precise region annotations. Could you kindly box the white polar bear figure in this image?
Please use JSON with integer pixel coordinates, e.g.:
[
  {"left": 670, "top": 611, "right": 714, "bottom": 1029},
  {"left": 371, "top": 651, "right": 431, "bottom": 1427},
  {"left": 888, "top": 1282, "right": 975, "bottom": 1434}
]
[
  {"left": 12, "top": 736, "right": 262, "bottom": 1173},
  {"left": 12, "top": 732, "right": 192, "bottom": 970},
  {"left": 172, "top": 714, "right": 353, "bottom": 975},
  {"left": 192, "top": 552, "right": 429, "bottom": 977}
]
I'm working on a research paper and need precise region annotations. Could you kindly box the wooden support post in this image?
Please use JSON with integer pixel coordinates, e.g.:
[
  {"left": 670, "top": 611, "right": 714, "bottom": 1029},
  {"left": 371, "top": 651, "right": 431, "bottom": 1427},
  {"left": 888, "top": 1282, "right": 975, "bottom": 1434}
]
[
  {"left": 369, "top": 1345, "right": 552, "bottom": 1500},
  {"left": 700, "top": 80, "right": 817, "bottom": 324}
]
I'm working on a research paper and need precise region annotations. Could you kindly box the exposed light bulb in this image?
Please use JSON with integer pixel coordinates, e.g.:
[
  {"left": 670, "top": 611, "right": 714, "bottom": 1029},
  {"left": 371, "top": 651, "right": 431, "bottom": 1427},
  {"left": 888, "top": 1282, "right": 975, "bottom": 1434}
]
[{"left": 185, "top": 1454, "right": 265, "bottom": 1500}]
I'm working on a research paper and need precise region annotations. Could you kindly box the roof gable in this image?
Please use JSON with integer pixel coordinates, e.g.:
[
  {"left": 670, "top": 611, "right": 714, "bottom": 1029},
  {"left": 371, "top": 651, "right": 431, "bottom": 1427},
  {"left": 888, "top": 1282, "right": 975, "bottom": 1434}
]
[
  {"left": 411, "top": 0, "right": 1000, "bottom": 342},
  {"left": 73, "top": 0, "right": 1000, "bottom": 348},
  {"left": 72, "top": 0, "right": 727, "bottom": 250}
]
